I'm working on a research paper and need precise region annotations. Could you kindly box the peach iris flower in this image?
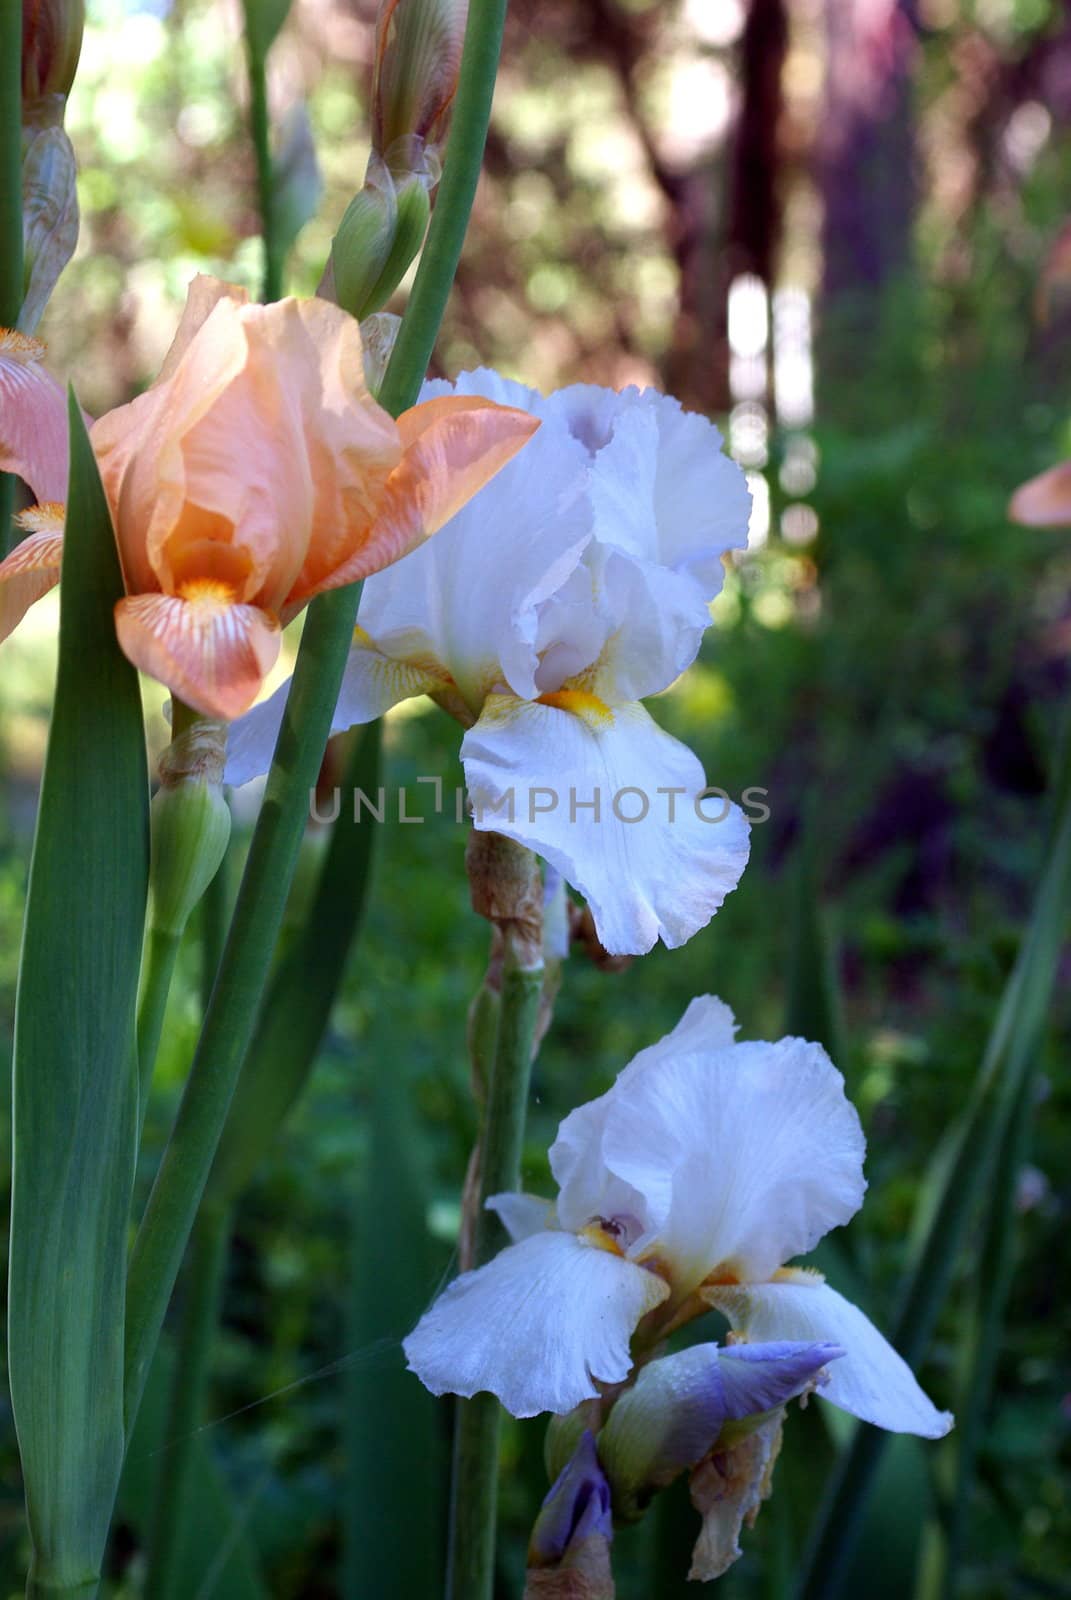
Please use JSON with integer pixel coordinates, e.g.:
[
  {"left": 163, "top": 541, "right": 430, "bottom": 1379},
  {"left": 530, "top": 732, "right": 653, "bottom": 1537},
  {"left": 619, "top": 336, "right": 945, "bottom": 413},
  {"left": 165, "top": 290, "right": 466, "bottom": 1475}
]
[
  {"left": 0, "top": 276, "right": 538, "bottom": 718},
  {"left": 1008, "top": 461, "right": 1071, "bottom": 529}
]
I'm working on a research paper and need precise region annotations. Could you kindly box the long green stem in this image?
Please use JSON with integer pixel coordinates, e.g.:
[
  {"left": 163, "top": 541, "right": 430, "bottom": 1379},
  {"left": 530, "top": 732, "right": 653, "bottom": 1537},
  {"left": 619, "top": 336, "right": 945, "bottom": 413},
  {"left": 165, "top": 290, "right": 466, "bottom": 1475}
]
[
  {"left": 245, "top": 41, "right": 281, "bottom": 303},
  {"left": 795, "top": 712, "right": 1071, "bottom": 1600},
  {"left": 1, "top": 0, "right": 23, "bottom": 555},
  {"left": 447, "top": 935, "right": 544, "bottom": 1600},
  {"left": 136, "top": 926, "right": 181, "bottom": 1116},
  {"left": 122, "top": 0, "right": 511, "bottom": 1441},
  {"left": 142, "top": 1207, "right": 229, "bottom": 1600}
]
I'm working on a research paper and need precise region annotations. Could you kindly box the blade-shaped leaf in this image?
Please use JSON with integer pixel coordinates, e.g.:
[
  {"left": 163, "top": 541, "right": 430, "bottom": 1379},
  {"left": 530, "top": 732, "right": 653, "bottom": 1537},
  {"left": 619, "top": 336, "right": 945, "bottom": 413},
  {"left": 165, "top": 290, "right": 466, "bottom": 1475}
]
[
  {"left": 794, "top": 710, "right": 1071, "bottom": 1600},
  {"left": 8, "top": 395, "right": 148, "bottom": 1592}
]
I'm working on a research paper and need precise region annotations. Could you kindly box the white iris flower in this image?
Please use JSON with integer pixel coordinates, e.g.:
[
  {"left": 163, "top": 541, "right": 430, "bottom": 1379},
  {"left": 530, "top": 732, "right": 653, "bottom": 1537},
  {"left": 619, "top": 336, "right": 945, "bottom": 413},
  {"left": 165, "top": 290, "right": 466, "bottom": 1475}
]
[
  {"left": 403, "top": 996, "right": 952, "bottom": 1439},
  {"left": 225, "top": 374, "right": 753, "bottom": 955}
]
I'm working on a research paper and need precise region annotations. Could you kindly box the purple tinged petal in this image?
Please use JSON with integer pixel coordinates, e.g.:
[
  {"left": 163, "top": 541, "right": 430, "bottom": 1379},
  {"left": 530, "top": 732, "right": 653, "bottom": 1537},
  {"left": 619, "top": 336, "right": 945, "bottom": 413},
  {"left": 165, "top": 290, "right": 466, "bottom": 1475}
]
[
  {"left": 717, "top": 1340, "right": 844, "bottom": 1420},
  {"left": 529, "top": 1431, "right": 613, "bottom": 1567}
]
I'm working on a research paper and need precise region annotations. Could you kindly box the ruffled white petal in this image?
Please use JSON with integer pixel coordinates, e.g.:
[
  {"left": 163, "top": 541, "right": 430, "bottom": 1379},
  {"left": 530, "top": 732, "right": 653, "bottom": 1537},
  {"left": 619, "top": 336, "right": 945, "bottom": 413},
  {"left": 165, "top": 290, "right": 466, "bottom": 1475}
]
[
  {"left": 706, "top": 1280, "right": 953, "bottom": 1440},
  {"left": 403, "top": 1229, "right": 669, "bottom": 1418},
  {"left": 570, "top": 543, "right": 712, "bottom": 703},
  {"left": 555, "top": 1037, "right": 865, "bottom": 1294},
  {"left": 486, "top": 1191, "right": 557, "bottom": 1242},
  {"left": 549, "top": 383, "right": 751, "bottom": 595},
  {"left": 462, "top": 695, "right": 749, "bottom": 957},
  {"left": 356, "top": 410, "right": 591, "bottom": 710},
  {"left": 551, "top": 996, "right": 737, "bottom": 1236},
  {"left": 223, "top": 635, "right": 444, "bottom": 787}
]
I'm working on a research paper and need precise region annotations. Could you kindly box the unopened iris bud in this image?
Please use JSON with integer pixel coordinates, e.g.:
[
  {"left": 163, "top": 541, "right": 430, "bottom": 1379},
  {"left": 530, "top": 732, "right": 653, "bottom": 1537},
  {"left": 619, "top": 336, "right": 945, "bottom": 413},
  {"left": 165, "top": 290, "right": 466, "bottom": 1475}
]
[
  {"left": 372, "top": 0, "right": 468, "bottom": 161},
  {"left": 22, "top": 0, "right": 85, "bottom": 110},
  {"left": 526, "top": 1432, "right": 614, "bottom": 1600},
  {"left": 598, "top": 1341, "right": 841, "bottom": 1524},
  {"left": 149, "top": 719, "right": 231, "bottom": 939},
  {"left": 327, "top": 155, "right": 431, "bottom": 322}
]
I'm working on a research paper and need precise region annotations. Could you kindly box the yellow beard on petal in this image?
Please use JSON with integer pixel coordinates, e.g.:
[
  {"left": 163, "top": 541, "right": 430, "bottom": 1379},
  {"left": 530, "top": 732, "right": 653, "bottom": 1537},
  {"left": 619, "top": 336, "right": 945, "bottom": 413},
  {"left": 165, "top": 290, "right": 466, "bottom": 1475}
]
[
  {"left": 177, "top": 577, "right": 241, "bottom": 606},
  {"left": 770, "top": 1265, "right": 826, "bottom": 1286},
  {"left": 0, "top": 329, "right": 47, "bottom": 365},
  {"left": 537, "top": 688, "right": 615, "bottom": 728}
]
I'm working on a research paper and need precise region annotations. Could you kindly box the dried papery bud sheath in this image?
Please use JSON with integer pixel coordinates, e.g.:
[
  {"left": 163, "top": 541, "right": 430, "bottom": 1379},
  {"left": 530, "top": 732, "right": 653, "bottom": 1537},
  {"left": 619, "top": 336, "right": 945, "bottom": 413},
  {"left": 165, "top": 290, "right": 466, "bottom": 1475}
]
[
  {"left": 466, "top": 827, "right": 543, "bottom": 969},
  {"left": 359, "top": 310, "right": 401, "bottom": 392},
  {"left": 22, "top": 0, "right": 84, "bottom": 108},
  {"left": 526, "top": 1432, "right": 615, "bottom": 1600},
  {"left": 149, "top": 716, "right": 231, "bottom": 939},
  {"left": 688, "top": 1414, "right": 783, "bottom": 1582},
  {"left": 372, "top": 0, "right": 468, "bottom": 161}
]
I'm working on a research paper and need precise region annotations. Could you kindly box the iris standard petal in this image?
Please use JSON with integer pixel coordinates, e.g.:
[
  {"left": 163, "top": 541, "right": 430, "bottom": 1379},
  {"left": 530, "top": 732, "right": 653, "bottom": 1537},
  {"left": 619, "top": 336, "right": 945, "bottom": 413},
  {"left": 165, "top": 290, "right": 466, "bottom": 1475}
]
[{"left": 592, "top": 1038, "right": 865, "bottom": 1290}]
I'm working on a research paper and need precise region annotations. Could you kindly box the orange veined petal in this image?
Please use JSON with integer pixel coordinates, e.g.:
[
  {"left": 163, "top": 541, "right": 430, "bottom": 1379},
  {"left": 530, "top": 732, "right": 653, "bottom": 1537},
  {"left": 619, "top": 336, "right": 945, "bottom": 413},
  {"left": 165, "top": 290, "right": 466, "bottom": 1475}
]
[
  {"left": 0, "top": 503, "right": 65, "bottom": 642},
  {"left": 1009, "top": 461, "right": 1071, "bottom": 528},
  {"left": 114, "top": 587, "right": 281, "bottom": 721},
  {"left": 297, "top": 397, "right": 540, "bottom": 600},
  {"left": 0, "top": 329, "right": 70, "bottom": 504}
]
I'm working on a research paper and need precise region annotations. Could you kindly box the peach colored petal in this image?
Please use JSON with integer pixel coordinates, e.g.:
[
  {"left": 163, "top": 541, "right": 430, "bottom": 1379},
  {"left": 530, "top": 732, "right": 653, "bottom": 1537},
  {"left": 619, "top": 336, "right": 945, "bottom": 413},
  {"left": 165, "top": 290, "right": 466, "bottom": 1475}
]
[
  {"left": 299, "top": 397, "right": 540, "bottom": 598},
  {"left": 92, "top": 297, "right": 253, "bottom": 596},
  {"left": 280, "top": 298, "right": 404, "bottom": 604},
  {"left": 0, "top": 505, "right": 64, "bottom": 641},
  {"left": 1009, "top": 462, "right": 1071, "bottom": 528},
  {"left": 0, "top": 330, "right": 69, "bottom": 503},
  {"left": 114, "top": 588, "right": 281, "bottom": 721},
  {"left": 154, "top": 275, "right": 250, "bottom": 385}
]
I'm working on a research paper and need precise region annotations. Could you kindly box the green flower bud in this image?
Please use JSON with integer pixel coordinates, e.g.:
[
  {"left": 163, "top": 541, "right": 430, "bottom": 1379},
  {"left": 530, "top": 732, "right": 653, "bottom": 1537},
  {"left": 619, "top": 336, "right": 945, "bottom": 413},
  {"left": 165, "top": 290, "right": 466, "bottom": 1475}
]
[
  {"left": 544, "top": 1404, "right": 599, "bottom": 1487},
  {"left": 329, "top": 155, "right": 398, "bottom": 321},
  {"left": 329, "top": 156, "right": 432, "bottom": 323},
  {"left": 149, "top": 720, "right": 231, "bottom": 938},
  {"left": 361, "top": 170, "right": 430, "bottom": 311}
]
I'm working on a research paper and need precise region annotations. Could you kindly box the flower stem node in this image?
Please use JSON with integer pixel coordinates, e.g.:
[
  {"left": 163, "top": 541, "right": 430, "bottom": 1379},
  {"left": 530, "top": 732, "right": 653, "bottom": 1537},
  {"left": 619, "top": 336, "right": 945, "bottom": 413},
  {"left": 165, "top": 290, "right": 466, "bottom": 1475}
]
[{"left": 149, "top": 718, "right": 231, "bottom": 939}]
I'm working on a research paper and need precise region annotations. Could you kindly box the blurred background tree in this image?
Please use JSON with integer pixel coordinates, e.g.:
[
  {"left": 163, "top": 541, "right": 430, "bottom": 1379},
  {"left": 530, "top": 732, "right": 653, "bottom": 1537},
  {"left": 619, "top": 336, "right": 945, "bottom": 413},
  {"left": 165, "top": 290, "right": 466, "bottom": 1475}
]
[{"left": 0, "top": 0, "right": 1069, "bottom": 1595}]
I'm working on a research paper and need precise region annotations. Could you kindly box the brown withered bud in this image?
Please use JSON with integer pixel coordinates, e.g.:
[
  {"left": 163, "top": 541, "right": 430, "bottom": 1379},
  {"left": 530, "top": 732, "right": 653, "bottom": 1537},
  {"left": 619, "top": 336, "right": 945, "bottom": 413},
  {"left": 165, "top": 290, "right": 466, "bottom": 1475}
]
[
  {"left": 568, "top": 903, "right": 633, "bottom": 974},
  {"left": 466, "top": 829, "right": 542, "bottom": 970},
  {"left": 22, "top": 0, "right": 85, "bottom": 109}
]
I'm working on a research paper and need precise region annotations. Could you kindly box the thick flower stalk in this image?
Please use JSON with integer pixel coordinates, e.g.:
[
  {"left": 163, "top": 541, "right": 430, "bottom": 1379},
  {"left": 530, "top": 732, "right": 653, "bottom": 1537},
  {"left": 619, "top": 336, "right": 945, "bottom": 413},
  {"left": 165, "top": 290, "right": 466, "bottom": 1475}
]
[
  {"left": 404, "top": 994, "right": 953, "bottom": 1440},
  {"left": 227, "top": 373, "right": 753, "bottom": 954},
  {"left": 0, "top": 275, "right": 539, "bottom": 717}
]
